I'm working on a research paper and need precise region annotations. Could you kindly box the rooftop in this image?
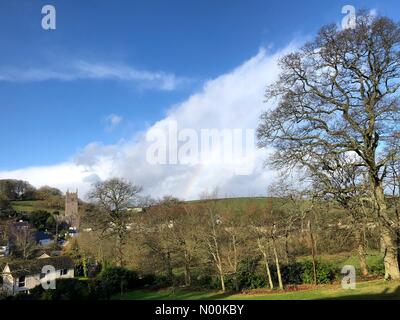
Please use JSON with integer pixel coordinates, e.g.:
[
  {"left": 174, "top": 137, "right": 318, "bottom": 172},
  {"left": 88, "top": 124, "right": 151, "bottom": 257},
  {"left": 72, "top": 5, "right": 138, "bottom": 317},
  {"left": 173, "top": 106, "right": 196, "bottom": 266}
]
[{"left": 4, "top": 256, "right": 74, "bottom": 277}]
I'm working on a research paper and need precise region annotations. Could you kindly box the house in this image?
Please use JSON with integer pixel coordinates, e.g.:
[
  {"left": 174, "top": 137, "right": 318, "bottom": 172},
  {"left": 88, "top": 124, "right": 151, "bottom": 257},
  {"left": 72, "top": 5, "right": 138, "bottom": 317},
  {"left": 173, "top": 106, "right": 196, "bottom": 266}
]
[
  {"left": 0, "top": 240, "right": 9, "bottom": 257},
  {"left": 35, "top": 231, "right": 55, "bottom": 246},
  {"left": 125, "top": 206, "right": 143, "bottom": 213},
  {"left": 12, "top": 220, "right": 29, "bottom": 230},
  {"left": 2, "top": 256, "right": 75, "bottom": 296},
  {"left": 67, "top": 227, "right": 78, "bottom": 238},
  {"left": 37, "top": 253, "right": 51, "bottom": 259}
]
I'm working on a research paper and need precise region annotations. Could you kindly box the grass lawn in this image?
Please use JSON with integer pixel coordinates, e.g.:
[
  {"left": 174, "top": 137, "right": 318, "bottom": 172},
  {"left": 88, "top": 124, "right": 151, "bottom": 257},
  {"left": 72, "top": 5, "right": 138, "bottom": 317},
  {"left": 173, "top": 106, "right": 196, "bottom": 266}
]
[
  {"left": 297, "top": 250, "right": 383, "bottom": 270},
  {"left": 11, "top": 200, "right": 62, "bottom": 214},
  {"left": 113, "top": 279, "right": 400, "bottom": 300}
]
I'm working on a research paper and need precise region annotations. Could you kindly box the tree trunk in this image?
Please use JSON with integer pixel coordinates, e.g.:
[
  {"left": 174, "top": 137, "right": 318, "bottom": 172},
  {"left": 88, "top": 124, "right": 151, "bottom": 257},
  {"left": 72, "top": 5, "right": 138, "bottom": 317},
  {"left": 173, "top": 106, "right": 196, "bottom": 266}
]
[
  {"left": 396, "top": 204, "right": 400, "bottom": 267},
  {"left": 231, "top": 234, "right": 239, "bottom": 292},
  {"left": 381, "top": 226, "right": 400, "bottom": 280},
  {"left": 218, "top": 265, "right": 226, "bottom": 292},
  {"left": 258, "top": 238, "right": 274, "bottom": 289},
  {"left": 354, "top": 226, "right": 369, "bottom": 276},
  {"left": 284, "top": 229, "right": 291, "bottom": 264},
  {"left": 183, "top": 250, "right": 191, "bottom": 287},
  {"left": 165, "top": 251, "right": 174, "bottom": 285},
  {"left": 82, "top": 254, "right": 88, "bottom": 278},
  {"left": 308, "top": 220, "right": 317, "bottom": 285},
  {"left": 264, "top": 255, "right": 274, "bottom": 290},
  {"left": 272, "top": 239, "right": 283, "bottom": 290},
  {"left": 116, "top": 234, "right": 124, "bottom": 267},
  {"left": 373, "top": 181, "right": 400, "bottom": 280}
]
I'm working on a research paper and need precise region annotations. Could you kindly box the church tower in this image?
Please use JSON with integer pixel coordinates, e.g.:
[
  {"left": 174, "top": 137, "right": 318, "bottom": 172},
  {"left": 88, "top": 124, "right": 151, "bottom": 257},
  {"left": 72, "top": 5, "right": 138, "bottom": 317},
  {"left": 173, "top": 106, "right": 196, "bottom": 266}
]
[{"left": 65, "top": 190, "right": 79, "bottom": 229}]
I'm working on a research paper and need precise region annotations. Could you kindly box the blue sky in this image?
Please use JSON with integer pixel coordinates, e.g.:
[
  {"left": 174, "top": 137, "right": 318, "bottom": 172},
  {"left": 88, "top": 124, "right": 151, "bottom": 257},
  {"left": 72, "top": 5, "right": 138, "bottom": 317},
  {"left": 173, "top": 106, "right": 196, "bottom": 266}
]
[{"left": 1, "top": 0, "right": 399, "bottom": 198}]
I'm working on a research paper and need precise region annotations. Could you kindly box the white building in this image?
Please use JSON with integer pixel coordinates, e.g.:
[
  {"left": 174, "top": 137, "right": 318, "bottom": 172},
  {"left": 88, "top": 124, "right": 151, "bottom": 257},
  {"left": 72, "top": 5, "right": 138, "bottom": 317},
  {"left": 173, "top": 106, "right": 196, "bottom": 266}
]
[
  {"left": 125, "top": 207, "right": 143, "bottom": 213},
  {"left": 2, "top": 256, "right": 75, "bottom": 296},
  {"left": 0, "top": 241, "right": 9, "bottom": 257}
]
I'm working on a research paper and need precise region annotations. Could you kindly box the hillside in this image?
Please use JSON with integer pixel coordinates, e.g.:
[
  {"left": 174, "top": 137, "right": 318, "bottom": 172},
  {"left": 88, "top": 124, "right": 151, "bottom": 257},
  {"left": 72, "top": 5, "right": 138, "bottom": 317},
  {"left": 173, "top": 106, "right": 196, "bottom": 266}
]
[{"left": 11, "top": 200, "right": 64, "bottom": 214}]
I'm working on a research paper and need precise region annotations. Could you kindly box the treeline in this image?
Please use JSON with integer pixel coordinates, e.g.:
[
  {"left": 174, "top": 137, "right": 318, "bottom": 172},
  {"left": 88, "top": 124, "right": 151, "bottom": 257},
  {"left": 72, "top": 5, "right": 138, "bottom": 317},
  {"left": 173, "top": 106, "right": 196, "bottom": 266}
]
[
  {"left": 0, "top": 179, "right": 62, "bottom": 201},
  {"left": 75, "top": 179, "right": 385, "bottom": 293}
]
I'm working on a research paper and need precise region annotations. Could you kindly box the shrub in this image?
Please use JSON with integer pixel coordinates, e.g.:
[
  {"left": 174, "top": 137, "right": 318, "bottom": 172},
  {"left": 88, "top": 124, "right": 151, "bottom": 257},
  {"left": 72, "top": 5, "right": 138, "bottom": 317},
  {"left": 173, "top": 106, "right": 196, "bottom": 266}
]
[
  {"left": 40, "top": 279, "right": 89, "bottom": 300},
  {"left": 145, "top": 274, "right": 170, "bottom": 289},
  {"left": 300, "top": 260, "right": 337, "bottom": 284},
  {"left": 87, "top": 279, "right": 109, "bottom": 300},
  {"left": 368, "top": 261, "right": 385, "bottom": 276},
  {"left": 281, "top": 262, "right": 304, "bottom": 285},
  {"left": 192, "top": 274, "right": 223, "bottom": 290},
  {"left": 29, "top": 210, "right": 54, "bottom": 230},
  {"left": 190, "top": 267, "right": 222, "bottom": 290},
  {"left": 235, "top": 257, "right": 267, "bottom": 290},
  {"left": 98, "top": 266, "right": 139, "bottom": 297}
]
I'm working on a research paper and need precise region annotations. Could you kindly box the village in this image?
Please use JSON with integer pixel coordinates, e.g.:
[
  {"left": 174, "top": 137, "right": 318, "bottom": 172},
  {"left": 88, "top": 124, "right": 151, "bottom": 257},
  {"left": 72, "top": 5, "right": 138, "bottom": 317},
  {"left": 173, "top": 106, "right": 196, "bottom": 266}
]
[
  {"left": 0, "top": 187, "right": 81, "bottom": 296},
  {"left": 0, "top": 181, "right": 147, "bottom": 297}
]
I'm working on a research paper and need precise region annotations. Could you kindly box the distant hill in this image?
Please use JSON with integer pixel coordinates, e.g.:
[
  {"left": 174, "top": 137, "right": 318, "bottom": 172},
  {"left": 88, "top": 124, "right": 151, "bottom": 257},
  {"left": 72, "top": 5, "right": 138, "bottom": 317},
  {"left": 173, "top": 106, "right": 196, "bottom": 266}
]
[{"left": 188, "top": 196, "right": 275, "bottom": 209}]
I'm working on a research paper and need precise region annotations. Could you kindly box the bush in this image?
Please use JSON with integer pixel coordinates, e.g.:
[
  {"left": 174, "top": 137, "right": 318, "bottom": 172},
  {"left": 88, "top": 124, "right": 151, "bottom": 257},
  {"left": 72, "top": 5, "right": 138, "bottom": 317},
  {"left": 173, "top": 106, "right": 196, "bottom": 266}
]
[
  {"left": 235, "top": 257, "right": 267, "bottom": 290},
  {"left": 368, "top": 261, "right": 385, "bottom": 276},
  {"left": 0, "top": 198, "right": 15, "bottom": 219},
  {"left": 151, "top": 274, "right": 170, "bottom": 289},
  {"left": 192, "top": 274, "right": 223, "bottom": 290},
  {"left": 300, "top": 260, "right": 337, "bottom": 284},
  {"left": 135, "top": 274, "right": 170, "bottom": 289},
  {"left": 281, "top": 262, "right": 304, "bottom": 285},
  {"left": 87, "top": 269, "right": 162, "bottom": 299},
  {"left": 87, "top": 279, "right": 109, "bottom": 300},
  {"left": 137, "top": 274, "right": 156, "bottom": 288},
  {"left": 29, "top": 210, "right": 55, "bottom": 231},
  {"left": 98, "top": 266, "right": 139, "bottom": 297},
  {"left": 280, "top": 260, "right": 338, "bottom": 285},
  {"left": 40, "top": 279, "right": 89, "bottom": 300}
]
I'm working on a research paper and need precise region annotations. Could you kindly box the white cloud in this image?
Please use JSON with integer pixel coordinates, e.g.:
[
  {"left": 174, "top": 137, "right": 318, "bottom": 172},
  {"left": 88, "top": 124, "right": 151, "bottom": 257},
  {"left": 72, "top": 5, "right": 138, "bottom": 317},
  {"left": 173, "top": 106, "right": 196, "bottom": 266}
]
[
  {"left": 369, "top": 8, "right": 378, "bottom": 17},
  {"left": 0, "top": 61, "right": 188, "bottom": 91},
  {"left": 0, "top": 43, "right": 298, "bottom": 200},
  {"left": 104, "top": 114, "right": 123, "bottom": 132}
]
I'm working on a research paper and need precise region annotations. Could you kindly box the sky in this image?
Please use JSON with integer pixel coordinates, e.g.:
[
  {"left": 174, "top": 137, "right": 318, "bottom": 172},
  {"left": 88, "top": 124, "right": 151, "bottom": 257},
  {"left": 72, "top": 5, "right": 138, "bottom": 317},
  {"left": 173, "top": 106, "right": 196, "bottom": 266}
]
[{"left": 1, "top": 0, "right": 399, "bottom": 199}]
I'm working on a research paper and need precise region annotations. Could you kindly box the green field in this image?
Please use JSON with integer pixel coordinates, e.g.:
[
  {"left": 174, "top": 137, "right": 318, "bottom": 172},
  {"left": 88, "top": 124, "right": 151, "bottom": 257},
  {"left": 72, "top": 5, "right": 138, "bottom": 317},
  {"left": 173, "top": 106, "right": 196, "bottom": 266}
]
[
  {"left": 113, "top": 280, "right": 400, "bottom": 300},
  {"left": 11, "top": 200, "right": 62, "bottom": 214}
]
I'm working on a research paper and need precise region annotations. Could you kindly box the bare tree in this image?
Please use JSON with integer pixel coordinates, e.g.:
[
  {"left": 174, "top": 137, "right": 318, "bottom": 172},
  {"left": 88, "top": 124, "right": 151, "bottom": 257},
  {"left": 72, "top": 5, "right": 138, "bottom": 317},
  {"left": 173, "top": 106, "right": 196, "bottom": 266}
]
[
  {"left": 11, "top": 226, "right": 36, "bottom": 259},
  {"left": 140, "top": 198, "right": 198, "bottom": 287},
  {"left": 258, "top": 13, "right": 400, "bottom": 279},
  {"left": 249, "top": 201, "right": 285, "bottom": 290},
  {"left": 197, "top": 191, "right": 227, "bottom": 292},
  {"left": 256, "top": 237, "right": 274, "bottom": 290},
  {"left": 310, "top": 156, "right": 371, "bottom": 276},
  {"left": 179, "top": 204, "right": 202, "bottom": 287},
  {"left": 268, "top": 179, "right": 311, "bottom": 263},
  {"left": 386, "top": 160, "right": 400, "bottom": 265},
  {"left": 204, "top": 202, "right": 226, "bottom": 292},
  {"left": 271, "top": 223, "right": 284, "bottom": 290},
  {"left": 87, "top": 178, "right": 142, "bottom": 266},
  {"left": 222, "top": 206, "right": 247, "bottom": 292}
]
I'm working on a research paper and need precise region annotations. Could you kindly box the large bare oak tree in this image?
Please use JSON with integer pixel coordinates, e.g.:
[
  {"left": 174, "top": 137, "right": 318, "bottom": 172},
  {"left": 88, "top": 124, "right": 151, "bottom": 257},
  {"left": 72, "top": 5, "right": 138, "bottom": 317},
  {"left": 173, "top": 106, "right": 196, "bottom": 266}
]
[{"left": 258, "top": 13, "right": 400, "bottom": 279}]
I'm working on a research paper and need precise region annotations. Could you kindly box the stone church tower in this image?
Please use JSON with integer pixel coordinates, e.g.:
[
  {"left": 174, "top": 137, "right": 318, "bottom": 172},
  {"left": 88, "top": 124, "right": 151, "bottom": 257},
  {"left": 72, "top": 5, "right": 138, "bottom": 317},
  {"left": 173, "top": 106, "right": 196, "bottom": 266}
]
[{"left": 65, "top": 190, "right": 79, "bottom": 229}]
